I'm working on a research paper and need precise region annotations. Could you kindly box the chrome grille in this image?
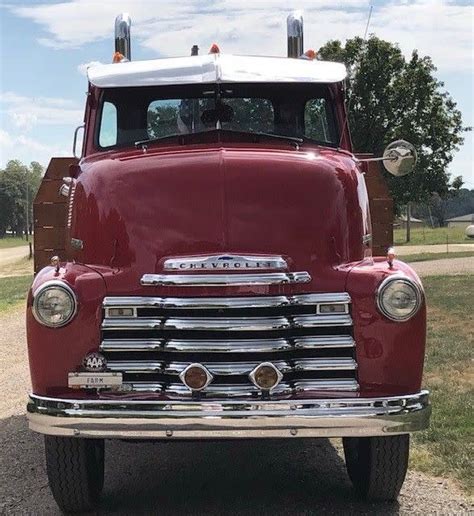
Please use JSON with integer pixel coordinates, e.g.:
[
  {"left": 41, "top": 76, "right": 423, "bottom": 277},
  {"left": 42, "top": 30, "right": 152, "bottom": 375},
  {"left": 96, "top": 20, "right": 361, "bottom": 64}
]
[{"left": 100, "top": 293, "right": 358, "bottom": 399}]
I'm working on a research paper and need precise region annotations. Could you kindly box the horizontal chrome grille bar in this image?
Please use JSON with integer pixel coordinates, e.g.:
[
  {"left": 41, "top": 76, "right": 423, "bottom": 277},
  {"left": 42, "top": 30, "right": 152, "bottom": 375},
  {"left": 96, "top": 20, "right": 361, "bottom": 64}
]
[
  {"left": 106, "top": 358, "right": 357, "bottom": 375},
  {"left": 101, "top": 314, "right": 352, "bottom": 331},
  {"left": 101, "top": 339, "right": 164, "bottom": 352},
  {"left": 100, "top": 335, "right": 355, "bottom": 353},
  {"left": 122, "top": 378, "right": 359, "bottom": 397},
  {"left": 165, "top": 317, "right": 290, "bottom": 331},
  {"left": 103, "top": 292, "right": 351, "bottom": 309},
  {"left": 292, "top": 314, "right": 352, "bottom": 327},
  {"left": 100, "top": 292, "right": 356, "bottom": 399},
  {"left": 140, "top": 272, "right": 311, "bottom": 287}
]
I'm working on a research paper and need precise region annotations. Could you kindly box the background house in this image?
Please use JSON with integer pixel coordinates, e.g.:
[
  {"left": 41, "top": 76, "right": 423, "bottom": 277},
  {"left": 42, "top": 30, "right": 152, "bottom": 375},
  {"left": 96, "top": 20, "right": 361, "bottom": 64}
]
[
  {"left": 446, "top": 213, "right": 474, "bottom": 228},
  {"left": 394, "top": 215, "right": 425, "bottom": 229}
]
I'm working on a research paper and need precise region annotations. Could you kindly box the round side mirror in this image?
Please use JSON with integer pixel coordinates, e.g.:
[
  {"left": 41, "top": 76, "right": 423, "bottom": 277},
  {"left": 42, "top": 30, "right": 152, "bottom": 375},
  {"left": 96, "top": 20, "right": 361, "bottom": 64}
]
[{"left": 383, "top": 140, "right": 417, "bottom": 177}]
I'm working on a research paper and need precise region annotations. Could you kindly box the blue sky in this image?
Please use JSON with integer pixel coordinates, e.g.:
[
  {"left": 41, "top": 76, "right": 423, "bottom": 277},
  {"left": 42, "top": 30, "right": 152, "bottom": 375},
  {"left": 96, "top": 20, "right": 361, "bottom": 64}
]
[{"left": 0, "top": 0, "right": 472, "bottom": 187}]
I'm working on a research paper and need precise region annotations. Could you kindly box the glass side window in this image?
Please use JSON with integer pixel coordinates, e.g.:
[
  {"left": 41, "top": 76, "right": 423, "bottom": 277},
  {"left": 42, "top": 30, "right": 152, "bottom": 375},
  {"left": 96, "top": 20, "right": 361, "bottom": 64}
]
[
  {"left": 99, "top": 101, "right": 117, "bottom": 148},
  {"left": 304, "top": 98, "right": 334, "bottom": 144}
]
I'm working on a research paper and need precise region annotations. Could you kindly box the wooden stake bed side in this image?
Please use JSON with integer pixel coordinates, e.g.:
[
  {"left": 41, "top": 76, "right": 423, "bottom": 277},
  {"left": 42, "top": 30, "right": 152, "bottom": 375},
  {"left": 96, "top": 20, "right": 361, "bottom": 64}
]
[
  {"left": 355, "top": 155, "right": 394, "bottom": 257},
  {"left": 33, "top": 157, "right": 78, "bottom": 273}
]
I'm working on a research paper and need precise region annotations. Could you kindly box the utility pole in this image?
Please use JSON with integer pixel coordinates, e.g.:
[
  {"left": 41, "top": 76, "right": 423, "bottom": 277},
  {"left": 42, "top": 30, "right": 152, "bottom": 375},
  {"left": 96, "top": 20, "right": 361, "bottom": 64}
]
[
  {"left": 406, "top": 202, "right": 411, "bottom": 243},
  {"left": 25, "top": 171, "right": 29, "bottom": 242}
]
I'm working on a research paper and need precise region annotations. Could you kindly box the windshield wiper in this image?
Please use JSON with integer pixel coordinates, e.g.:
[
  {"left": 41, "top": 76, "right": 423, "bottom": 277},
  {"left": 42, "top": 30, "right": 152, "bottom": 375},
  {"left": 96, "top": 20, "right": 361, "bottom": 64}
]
[
  {"left": 134, "top": 129, "right": 304, "bottom": 149},
  {"left": 220, "top": 129, "right": 303, "bottom": 148},
  {"left": 134, "top": 133, "right": 186, "bottom": 148}
]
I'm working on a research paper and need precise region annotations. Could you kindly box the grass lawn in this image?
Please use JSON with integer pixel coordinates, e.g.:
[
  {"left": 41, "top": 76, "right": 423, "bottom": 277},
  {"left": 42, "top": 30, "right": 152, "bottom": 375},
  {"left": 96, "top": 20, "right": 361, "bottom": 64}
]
[
  {"left": 394, "top": 226, "right": 471, "bottom": 246},
  {"left": 0, "top": 274, "right": 33, "bottom": 313},
  {"left": 0, "top": 236, "right": 31, "bottom": 249},
  {"left": 403, "top": 251, "right": 474, "bottom": 263},
  {"left": 410, "top": 275, "right": 474, "bottom": 493}
]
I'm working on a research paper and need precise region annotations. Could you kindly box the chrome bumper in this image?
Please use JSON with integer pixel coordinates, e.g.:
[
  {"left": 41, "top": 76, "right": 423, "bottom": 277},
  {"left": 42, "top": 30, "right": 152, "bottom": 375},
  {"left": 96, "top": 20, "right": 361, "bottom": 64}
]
[{"left": 27, "top": 391, "right": 430, "bottom": 440}]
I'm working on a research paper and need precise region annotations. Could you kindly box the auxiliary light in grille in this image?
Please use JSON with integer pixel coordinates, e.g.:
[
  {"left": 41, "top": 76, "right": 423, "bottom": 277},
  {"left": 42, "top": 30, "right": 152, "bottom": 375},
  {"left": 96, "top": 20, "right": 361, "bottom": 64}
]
[{"left": 100, "top": 293, "right": 358, "bottom": 398}]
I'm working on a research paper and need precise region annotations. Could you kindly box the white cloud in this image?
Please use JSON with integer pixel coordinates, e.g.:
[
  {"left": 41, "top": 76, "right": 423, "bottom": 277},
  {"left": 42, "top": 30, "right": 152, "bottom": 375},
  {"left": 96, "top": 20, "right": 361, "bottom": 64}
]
[
  {"left": 0, "top": 91, "right": 83, "bottom": 132},
  {"left": 77, "top": 61, "right": 104, "bottom": 76},
  {"left": 0, "top": 129, "right": 69, "bottom": 168},
  {"left": 9, "top": 1, "right": 472, "bottom": 72}
]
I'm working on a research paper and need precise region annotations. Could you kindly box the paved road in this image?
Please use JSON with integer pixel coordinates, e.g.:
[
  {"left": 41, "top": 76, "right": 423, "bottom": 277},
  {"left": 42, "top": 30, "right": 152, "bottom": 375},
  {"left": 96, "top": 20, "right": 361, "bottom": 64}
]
[{"left": 1, "top": 308, "right": 472, "bottom": 514}]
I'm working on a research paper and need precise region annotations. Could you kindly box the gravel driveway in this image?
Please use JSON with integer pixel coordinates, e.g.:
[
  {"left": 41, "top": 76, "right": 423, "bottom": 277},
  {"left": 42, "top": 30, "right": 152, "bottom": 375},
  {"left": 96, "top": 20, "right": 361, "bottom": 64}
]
[
  {"left": 0, "top": 245, "right": 29, "bottom": 267},
  {"left": 410, "top": 256, "right": 474, "bottom": 277},
  {"left": 1, "top": 308, "right": 472, "bottom": 514},
  {"left": 397, "top": 243, "right": 474, "bottom": 255}
]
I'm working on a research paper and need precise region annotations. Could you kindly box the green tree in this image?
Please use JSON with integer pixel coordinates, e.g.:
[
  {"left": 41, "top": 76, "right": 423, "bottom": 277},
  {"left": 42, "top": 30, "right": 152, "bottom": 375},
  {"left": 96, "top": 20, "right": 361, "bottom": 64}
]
[
  {"left": 318, "top": 36, "right": 468, "bottom": 211},
  {"left": 0, "top": 160, "right": 43, "bottom": 238}
]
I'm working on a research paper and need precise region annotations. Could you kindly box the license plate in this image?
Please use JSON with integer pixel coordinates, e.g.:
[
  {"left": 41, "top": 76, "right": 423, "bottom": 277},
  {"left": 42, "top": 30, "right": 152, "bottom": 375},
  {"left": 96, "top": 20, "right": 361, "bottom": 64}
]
[{"left": 68, "top": 372, "right": 123, "bottom": 389}]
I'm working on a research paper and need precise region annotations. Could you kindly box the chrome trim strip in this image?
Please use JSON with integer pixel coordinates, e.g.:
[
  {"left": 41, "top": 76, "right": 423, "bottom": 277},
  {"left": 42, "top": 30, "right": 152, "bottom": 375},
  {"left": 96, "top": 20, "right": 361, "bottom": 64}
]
[
  {"left": 107, "top": 361, "right": 163, "bottom": 373},
  {"left": 102, "top": 314, "right": 352, "bottom": 331},
  {"left": 27, "top": 391, "right": 431, "bottom": 439},
  {"left": 291, "top": 293, "right": 351, "bottom": 304},
  {"left": 100, "top": 336, "right": 355, "bottom": 353},
  {"left": 100, "top": 339, "right": 164, "bottom": 352},
  {"left": 164, "top": 317, "right": 290, "bottom": 331},
  {"left": 106, "top": 358, "right": 357, "bottom": 375},
  {"left": 104, "top": 295, "right": 291, "bottom": 308},
  {"left": 362, "top": 233, "right": 372, "bottom": 245},
  {"left": 164, "top": 338, "right": 292, "bottom": 353},
  {"left": 294, "top": 379, "right": 359, "bottom": 391},
  {"left": 293, "top": 358, "right": 357, "bottom": 371},
  {"left": 140, "top": 272, "right": 311, "bottom": 286},
  {"left": 294, "top": 336, "right": 355, "bottom": 349},
  {"left": 103, "top": 292, "right": 351, "bottom": 309},
  {"left": 72, "top": 124, "right": 84, "bottom": 159},
  {"left": 125, "top": 379, "right": 357, "bottom": 396},
  {"left": 163, "top": 254, "right": 288, "bottom": 271},
  {"left": 164, "top": 383, "right": 286, "bottom": 398},
  {"left": 292, "top": 314, "right": 353, "bottom": 327},
  {"left": 102, "top": 319, "right": 163, "bottom": 330}
]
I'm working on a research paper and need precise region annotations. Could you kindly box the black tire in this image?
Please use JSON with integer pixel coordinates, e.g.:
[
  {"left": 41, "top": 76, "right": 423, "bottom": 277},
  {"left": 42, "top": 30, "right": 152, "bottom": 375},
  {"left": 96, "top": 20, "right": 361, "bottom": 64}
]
[
  {"left": 44, "top": 436, "right": 104, "bottom": 513},
  {"left": 343, "top": 434, "right": 409, "bottom": 501}
]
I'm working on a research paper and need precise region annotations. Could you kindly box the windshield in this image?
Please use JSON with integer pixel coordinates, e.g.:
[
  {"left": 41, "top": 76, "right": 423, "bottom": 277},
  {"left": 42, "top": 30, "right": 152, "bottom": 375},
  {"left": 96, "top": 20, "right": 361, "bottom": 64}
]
[{"left": 96, "top": 83, "right": 338, "bottom": 149}]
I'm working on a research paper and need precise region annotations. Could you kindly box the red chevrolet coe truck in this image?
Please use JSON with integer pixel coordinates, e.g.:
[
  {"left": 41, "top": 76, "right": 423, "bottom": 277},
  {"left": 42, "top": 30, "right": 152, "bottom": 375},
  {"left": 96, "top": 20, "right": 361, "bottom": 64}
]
[{"left": 26, "top": 12, "right": 430, "bottom": 513}]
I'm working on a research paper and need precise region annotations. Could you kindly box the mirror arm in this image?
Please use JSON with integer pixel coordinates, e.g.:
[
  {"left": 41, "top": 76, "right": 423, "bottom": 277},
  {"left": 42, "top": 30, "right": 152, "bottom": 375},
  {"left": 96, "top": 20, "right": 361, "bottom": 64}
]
[{"left": 356, "top": 156, "right": 397, "bottom": 163}]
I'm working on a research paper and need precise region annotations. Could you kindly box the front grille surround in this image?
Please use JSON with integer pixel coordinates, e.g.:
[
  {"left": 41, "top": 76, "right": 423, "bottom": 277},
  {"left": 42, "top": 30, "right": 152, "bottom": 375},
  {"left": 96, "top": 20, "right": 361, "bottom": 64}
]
[{"left": 100, "top": 293, "right": 358, "bottom": 399}]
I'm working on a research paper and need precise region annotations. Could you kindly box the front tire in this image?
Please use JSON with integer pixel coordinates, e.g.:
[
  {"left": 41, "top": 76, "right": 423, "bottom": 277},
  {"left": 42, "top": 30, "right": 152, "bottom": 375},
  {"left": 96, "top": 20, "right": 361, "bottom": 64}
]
[
  {"left": 343, "top": 435, "right": 409, "bottom": 501},
  {"left": 44, "top": 436, "right": 104, "bottom": 513}
]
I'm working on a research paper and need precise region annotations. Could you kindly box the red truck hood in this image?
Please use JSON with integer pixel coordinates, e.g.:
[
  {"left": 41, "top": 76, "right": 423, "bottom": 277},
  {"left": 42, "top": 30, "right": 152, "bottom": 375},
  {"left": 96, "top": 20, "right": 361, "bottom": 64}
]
[{"left": 71, "top": 144, "right": 368, "bottom": 295}]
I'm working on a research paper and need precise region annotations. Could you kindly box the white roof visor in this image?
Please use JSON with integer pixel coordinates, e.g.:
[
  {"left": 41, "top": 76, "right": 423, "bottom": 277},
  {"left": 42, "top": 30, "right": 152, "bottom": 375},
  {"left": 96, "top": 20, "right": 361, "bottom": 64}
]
[{"left": 87, "top": 54, "right": 347, "bottom": 88}]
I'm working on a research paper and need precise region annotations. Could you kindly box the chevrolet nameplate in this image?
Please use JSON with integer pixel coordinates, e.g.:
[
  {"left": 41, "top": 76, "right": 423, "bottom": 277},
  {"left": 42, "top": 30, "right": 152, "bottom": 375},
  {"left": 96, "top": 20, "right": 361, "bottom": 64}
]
[{"left": 163, "top": 254, "right": 288, "bottom": 271}]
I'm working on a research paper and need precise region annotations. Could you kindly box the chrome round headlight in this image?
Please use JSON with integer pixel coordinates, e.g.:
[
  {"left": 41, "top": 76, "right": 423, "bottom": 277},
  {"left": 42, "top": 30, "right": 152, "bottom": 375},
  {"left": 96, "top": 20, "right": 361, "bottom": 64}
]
[
  {"left": 376, "top": 276, "right": 422, "bottom": 322},
  {"left": 32, "top": 281, "right": 77, "bottom": 328}
]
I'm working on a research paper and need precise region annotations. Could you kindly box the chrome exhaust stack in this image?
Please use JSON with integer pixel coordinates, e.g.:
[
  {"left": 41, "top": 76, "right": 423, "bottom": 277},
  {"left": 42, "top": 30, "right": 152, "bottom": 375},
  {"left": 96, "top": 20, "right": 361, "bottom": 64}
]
[
  {"left": 287, "top": 11, "right": 304, "bottom": 58},
  {"left": 115, "top": 13, "right": 131, "bottom": 61}
]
